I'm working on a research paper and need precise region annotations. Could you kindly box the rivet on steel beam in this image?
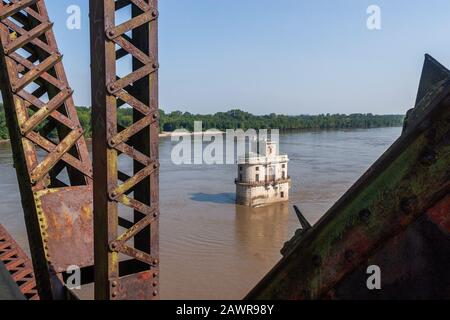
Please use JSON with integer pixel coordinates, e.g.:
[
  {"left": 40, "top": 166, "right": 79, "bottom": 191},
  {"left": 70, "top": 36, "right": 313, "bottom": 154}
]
[
  {"left": 111, "top": 291, "right": 118, "bottom": 298},
  {"left": 109, "top": 241, "right": 119, "bottom": 252},
  {"left": 152, "top": 10, "right": 159, "bottom": 18},
  {"left": 312, "top": 255, "right": 321, "bottom": 267},
  {"left": 400, "top": 196, "right": 418, "bottom": 215},
  {"left": 153, "top": 212, "right": 158, "bottom": 218},
  {"left": 107, "top": 83, "right": 117, "bottom": 94},
  {"left": 109, "top": 138, "right": 117, "bottom": 147},
  {"left": 359, "top": 209, "right": 371, "bottom": 223},
  {"left": 153, "top": 282, "right": 158, "bottom": 287},
  {"left": 111, "top": 281, "right": 118, "bottom": 288},
  {"left": 152, "top": 62, "right": 159, "bottom": 69},
  {"left": 109, "top": 191, "right": 117, "bottom": 200},
  {"left": 153, "top": 272, "right": 159, "bottom": 278},
  {"left": 153, "top": 291, "right": 158, "bottom": 297},
  {"left": 153, "top": 259, "right": 159, "bottom": 265},
  {"left": 420, "top": 147, "right": 437, "bottom": 166}
]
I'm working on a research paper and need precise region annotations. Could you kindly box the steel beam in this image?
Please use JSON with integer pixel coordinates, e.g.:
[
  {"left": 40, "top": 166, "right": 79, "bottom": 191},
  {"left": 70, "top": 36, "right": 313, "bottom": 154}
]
[
  {"left": 90, "top": 0, "right": 160, "bottom": 300},
  {"left": 0, "top": 0, "right": 93, "bottom": 300},
  {"left": 247, "top": 55, "right": 450, "bottom": 300}
]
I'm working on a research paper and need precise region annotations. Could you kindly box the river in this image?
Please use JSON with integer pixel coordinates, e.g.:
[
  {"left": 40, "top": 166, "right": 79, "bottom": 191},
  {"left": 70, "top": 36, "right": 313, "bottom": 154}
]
[{"left": 0, "top": 127, "right": 402, "bottom": 299}]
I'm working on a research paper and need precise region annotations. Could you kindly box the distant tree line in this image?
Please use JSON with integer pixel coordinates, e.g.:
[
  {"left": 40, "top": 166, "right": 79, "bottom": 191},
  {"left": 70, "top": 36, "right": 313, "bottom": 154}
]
[
  {"left": 0, "top": 104, "right": 405, "bottom": 140},
  {"left": 159, "top": 109, "right": 405, "bottom": 132}
]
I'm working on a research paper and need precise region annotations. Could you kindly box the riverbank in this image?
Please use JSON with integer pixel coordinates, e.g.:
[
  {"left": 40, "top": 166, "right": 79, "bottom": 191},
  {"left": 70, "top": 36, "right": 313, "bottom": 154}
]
[{"left": 0, "top": 130, "right": 226, "bottom": 144}]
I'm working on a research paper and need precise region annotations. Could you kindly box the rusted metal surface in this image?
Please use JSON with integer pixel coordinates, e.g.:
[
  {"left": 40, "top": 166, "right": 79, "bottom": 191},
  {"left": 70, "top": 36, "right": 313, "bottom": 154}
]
[
  {"left": 0, "top": 0, "right": 93, "bottom": 299},
  {"left": 90, "top": 0, "right": 160, "bottom": 300},
  {"left": 329, "top": 195, "right": 450, "bottom": 299},
  {"left": 0, "top": 224, "right": 39, "bottom": 300},
  {"left": 35, "top": 186, "right": 94, "bottom": 273},
  {"left": 247, "top": 55, "right": 450, "bottom": 300}
]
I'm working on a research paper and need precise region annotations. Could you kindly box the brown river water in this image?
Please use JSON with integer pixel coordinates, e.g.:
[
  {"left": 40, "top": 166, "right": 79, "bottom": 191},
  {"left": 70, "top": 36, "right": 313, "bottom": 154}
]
[{"left": 0, "top": 127, "right": 402, "bottom": 299}]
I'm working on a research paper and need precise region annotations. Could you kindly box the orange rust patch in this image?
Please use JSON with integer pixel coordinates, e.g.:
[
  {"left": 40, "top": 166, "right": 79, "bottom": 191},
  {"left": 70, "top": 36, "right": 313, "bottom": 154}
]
[
  {"left": 138, "top": 272, "right": 152, "bottom": 281},
  {"left": 426, "top": 194, "right": 450, "bottom": 234},
  {"left": 36, "top": 186, "right": 94, "bottom": 273}
]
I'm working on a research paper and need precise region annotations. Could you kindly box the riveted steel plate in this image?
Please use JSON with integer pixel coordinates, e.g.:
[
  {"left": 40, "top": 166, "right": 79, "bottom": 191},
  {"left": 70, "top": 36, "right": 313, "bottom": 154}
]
[{"left": 35, "top": 186, "right": 93, "bottom": 273}]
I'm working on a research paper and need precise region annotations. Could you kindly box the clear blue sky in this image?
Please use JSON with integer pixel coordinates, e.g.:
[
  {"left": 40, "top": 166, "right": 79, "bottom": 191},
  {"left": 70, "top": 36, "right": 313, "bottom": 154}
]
[{"left": 46, "top": 0, "right": 450, "bottom": 115}]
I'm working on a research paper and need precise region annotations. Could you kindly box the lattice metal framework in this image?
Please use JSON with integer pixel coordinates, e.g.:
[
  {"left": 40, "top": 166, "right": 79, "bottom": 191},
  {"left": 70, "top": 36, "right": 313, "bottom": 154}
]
[
  {"left": 90, "top": 0, "right": 160, "bottom": 300},
  {"left": 0, "top": 0, "right": 93, "bottom": 300},
  {"left": 0, "top": 224, "right": 39, "bottom": 300}
]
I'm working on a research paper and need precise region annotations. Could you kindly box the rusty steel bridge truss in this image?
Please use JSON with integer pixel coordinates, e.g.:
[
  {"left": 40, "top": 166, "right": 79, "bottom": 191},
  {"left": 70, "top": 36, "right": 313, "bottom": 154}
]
[
  {"left": 0, "top": 224, "right": 39, "bottom": 300},
  {"left": 0, "top": 0, "right": 449, "bottom": 301},
  {"left": 0, "top": 0, "right": 93, "bottom": 300},
  {"left": 90, "top": 0, "right": 160, "bottom": 300},
  {"left": 0, "top": 0, "right": 159, "bottom": 300}
]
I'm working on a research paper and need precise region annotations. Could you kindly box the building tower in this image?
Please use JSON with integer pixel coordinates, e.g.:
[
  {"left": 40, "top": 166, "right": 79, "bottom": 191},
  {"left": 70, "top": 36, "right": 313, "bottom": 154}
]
[{"left": 235, "top": 140, "right": 291, "bottom": 207}]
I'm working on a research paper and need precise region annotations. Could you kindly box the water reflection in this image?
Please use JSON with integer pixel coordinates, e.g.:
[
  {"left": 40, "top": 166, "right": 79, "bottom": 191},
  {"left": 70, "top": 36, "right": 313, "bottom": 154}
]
[{"left": 235, "top": 203, "right": 291, "bottom": 259}]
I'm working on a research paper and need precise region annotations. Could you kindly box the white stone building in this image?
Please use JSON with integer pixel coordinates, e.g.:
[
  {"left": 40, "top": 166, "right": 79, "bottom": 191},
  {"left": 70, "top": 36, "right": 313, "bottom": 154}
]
[{"left": 235, "top": 141, "right": 290, "bottom": 207}]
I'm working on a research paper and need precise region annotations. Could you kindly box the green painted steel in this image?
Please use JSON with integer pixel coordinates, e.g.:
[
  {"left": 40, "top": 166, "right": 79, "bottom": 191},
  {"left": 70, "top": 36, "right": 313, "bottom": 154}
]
[{"left": 247, "top": 55, "right": 450, "bottom": 300}]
